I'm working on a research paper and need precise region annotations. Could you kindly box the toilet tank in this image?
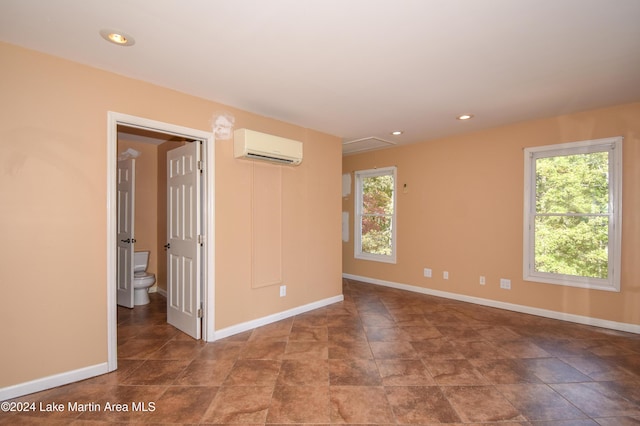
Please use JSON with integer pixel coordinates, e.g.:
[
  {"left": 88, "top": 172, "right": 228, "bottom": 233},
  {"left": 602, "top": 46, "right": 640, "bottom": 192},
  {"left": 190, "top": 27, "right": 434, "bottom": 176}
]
[{"left": 133, "top": 251, "right": 149, "bottom": 273}]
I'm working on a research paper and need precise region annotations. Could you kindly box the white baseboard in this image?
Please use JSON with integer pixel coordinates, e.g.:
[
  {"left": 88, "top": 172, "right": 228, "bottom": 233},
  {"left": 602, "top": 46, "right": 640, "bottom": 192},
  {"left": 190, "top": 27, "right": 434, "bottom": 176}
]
[
  {"left": 1, "top": 293, "right": 341, "bottom": 400},
  {"left": 155, "top": 287, "right": 167, "bottom": 297},
  {"left": 0, "top": 363, "right": 109, "bottom": 401},
  {"left": 213, "top": 294, "right": 344, "bottom": 341},
  {"left": 343, "top": 273, "right": 640, "bottom": 335}
]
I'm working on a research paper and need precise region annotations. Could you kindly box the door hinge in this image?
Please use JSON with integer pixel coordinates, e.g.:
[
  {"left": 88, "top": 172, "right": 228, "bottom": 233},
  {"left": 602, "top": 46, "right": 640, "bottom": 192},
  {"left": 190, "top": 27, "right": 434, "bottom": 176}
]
[
  {"left": 197, "top": 305, "right": 203, "bottom": 318},
  {"left": 197, "top": 235, "right": 204, "bottom": 246},
  {"left": 197, "top": 160, "right": 204, "bottom": 173}
]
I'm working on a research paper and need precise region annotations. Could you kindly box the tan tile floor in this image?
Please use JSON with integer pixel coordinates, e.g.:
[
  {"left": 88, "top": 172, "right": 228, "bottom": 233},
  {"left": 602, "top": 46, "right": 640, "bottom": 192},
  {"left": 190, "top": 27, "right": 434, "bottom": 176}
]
[{"left": 3, "top": 278, "right": 640, "bottom": 424}]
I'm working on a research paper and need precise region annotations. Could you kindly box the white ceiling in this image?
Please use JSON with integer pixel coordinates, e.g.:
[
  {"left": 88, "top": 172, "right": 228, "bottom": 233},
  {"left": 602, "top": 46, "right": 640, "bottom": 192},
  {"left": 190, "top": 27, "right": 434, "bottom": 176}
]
[{"left": 2, "top": 0, "right": 640, "bottom": 153}]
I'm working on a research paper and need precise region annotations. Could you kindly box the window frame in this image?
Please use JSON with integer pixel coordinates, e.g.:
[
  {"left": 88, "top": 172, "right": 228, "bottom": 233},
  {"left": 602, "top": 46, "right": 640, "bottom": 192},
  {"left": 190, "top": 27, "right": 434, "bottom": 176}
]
[
  {"left": 523, "top": 136, "right": 622, "bottom": 292},
  {"left": 354, "top": 166, "right": 397, "bottom": 264}
]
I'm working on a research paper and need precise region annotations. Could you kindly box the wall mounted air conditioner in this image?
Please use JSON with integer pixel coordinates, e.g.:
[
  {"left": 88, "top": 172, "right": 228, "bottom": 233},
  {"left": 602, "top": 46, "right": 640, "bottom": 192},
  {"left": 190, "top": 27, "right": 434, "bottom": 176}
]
[{"left": 234, "top": 128, "right": 303, "bottom": 166}]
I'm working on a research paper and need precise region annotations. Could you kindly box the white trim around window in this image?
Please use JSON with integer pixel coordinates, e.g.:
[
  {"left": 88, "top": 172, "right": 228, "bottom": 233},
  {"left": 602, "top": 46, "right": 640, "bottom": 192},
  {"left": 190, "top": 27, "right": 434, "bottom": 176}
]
[
  {"left": 523, "top": 136, "right": 622, "bottom": 292},
  {"left": 354, "top": 166, "right": 397, "bottom": 264}
]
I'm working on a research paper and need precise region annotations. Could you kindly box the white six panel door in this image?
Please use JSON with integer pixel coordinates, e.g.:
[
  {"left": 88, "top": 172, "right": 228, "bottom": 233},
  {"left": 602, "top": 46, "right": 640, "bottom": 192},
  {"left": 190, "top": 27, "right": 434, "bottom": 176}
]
[
  {"left": 166, "top": 142, "right": 202, "bottom": 339},
  {"left": 116, "top": 158, "right": 135, "bottom": 308}
]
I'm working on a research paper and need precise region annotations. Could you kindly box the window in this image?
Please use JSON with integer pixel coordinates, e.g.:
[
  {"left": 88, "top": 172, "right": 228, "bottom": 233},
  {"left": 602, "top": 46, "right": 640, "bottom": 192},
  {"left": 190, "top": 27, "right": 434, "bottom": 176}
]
[
  {"left": 523, "top": 137, "right": 622, "bottom": 291},
  {"left": 355, "top": 166, "right": 397, "bottom": 263}
]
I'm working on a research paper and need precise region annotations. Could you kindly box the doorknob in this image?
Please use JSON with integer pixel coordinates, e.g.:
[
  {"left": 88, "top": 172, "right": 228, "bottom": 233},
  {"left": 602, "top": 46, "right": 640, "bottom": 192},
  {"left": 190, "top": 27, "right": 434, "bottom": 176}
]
[
  {"left": 121, "top": 238, "right": 131, "bottom": 243},
  {"left": 164, "top": 243, "right": 170, "bottom": 250}
]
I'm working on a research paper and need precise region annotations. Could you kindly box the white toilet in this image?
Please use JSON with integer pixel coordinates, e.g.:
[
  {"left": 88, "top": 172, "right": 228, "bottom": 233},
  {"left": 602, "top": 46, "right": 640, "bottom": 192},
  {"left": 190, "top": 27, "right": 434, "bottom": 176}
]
[{"left": 133, "top": 251, "right": 155, "bottom": 305}]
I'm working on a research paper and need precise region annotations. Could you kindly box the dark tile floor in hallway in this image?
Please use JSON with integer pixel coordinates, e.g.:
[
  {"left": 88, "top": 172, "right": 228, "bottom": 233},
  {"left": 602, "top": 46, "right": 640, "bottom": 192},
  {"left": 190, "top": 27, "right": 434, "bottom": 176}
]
[{"left": 3, "top": 279, "right": 640, "bottom": 424}]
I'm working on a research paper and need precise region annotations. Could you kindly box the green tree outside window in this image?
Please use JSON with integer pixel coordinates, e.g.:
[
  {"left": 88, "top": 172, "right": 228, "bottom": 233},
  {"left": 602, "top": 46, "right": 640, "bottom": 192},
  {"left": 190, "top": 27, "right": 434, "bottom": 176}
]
[
  {"left": 534, "top": 152, "right": 609, "bottom": 279},
  {"left": 361, "top": 175, "right": 394, "bottom": 255}
]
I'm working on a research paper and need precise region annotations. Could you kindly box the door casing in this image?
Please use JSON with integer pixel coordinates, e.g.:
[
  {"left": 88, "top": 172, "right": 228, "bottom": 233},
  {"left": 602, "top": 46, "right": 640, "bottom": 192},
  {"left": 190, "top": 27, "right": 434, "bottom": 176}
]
[{"left": 106, "top": 111, "right": 215, "bottom": 372}]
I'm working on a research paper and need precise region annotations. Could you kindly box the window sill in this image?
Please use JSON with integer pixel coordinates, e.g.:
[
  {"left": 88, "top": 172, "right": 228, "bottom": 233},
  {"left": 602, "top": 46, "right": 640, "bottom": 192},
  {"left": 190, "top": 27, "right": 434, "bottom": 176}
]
[
  {"left": 524, "top": 272, "right": 620, "bottom": 292},
  {"left": 355, "top": 253, "right": 397, "bottom": 264}
]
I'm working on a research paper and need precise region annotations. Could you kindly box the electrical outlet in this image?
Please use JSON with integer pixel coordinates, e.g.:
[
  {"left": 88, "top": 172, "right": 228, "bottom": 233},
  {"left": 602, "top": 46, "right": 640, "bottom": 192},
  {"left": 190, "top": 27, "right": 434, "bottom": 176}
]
[
  {"left": 500, "top": 279, "right": 511, "bottom": 290},
  {"left": 443, "top": 271, "right": 449, "bottom": 280},
  {"left": 480, "top": 276, "right": 486, "bottom": 285},
  {"left": 280, "top": 285, "right": 287, "bottom": 297},
  {"left": 423, "top": 268, "right": 432, "bottom": 278}
]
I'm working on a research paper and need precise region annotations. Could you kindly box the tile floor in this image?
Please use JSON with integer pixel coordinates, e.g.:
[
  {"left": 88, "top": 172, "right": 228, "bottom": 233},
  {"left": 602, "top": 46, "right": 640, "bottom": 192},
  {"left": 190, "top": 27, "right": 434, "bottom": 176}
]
[{"left": 3, "top": 278, "right": 640, "bottom": 425}]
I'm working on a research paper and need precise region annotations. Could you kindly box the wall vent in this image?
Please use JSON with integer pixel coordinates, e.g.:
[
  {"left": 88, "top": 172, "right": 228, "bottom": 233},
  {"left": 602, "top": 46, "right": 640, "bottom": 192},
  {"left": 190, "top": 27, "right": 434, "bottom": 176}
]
[{"left": 342, "top": 137, "right": 396, "bottom": 155}]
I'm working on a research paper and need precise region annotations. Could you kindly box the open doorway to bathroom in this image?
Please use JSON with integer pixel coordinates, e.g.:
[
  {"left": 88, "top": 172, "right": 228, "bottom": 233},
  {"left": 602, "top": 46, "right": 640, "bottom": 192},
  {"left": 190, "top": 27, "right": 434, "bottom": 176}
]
[
  {"left": 116, "top": 126, "right": 192, "bottom": 363},
  {"left": 106, "top": 112, "right": 215, "bottom": 373}
]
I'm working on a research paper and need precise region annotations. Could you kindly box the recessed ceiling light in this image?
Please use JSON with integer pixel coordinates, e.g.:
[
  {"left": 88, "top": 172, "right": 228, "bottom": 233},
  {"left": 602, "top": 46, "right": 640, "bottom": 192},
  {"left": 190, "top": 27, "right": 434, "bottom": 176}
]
[
  {"left": 100, "top": 29, "right": 135, "bottom": 46},
  {"left": 391, "top": 131, "right": 403, "bottom": 136},
  {"left": 456, "top": 114, "right": 474, "bottom": 120}
]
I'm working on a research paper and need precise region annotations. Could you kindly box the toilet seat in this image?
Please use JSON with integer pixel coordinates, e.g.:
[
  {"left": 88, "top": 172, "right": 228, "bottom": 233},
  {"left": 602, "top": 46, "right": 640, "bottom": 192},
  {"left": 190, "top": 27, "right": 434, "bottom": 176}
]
[{"left": 133, "top": 273, "right": 155, "bottom": 288}]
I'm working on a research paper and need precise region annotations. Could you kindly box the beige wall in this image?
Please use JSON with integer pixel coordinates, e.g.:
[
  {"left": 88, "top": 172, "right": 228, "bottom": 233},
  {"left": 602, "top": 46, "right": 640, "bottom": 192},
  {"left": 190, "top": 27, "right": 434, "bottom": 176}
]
[
  {"left": 215, "top": 125, "right": 343, "bottom": 328},
  {"left": 343, "top": 102, "right": 640, "bottom": 327},
  {"left": 117, "top": 139, "right": 159, "bottom": 286},
  {"left": 0, "top": 42, "right": 342, "bottom": 388}
]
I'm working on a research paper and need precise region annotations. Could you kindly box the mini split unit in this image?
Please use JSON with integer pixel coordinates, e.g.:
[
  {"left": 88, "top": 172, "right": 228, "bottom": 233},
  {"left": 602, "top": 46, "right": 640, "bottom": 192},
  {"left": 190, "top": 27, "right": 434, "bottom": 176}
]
[{"left": 234, "top": 128, "right": 303, "bottom": 166}]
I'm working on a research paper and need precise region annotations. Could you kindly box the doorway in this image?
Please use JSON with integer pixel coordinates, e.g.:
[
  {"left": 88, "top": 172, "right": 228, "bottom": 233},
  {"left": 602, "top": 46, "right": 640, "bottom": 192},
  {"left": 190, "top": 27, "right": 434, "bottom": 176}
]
[{"left": 107, "top": 112, "right": 215, "bottom": 373}]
